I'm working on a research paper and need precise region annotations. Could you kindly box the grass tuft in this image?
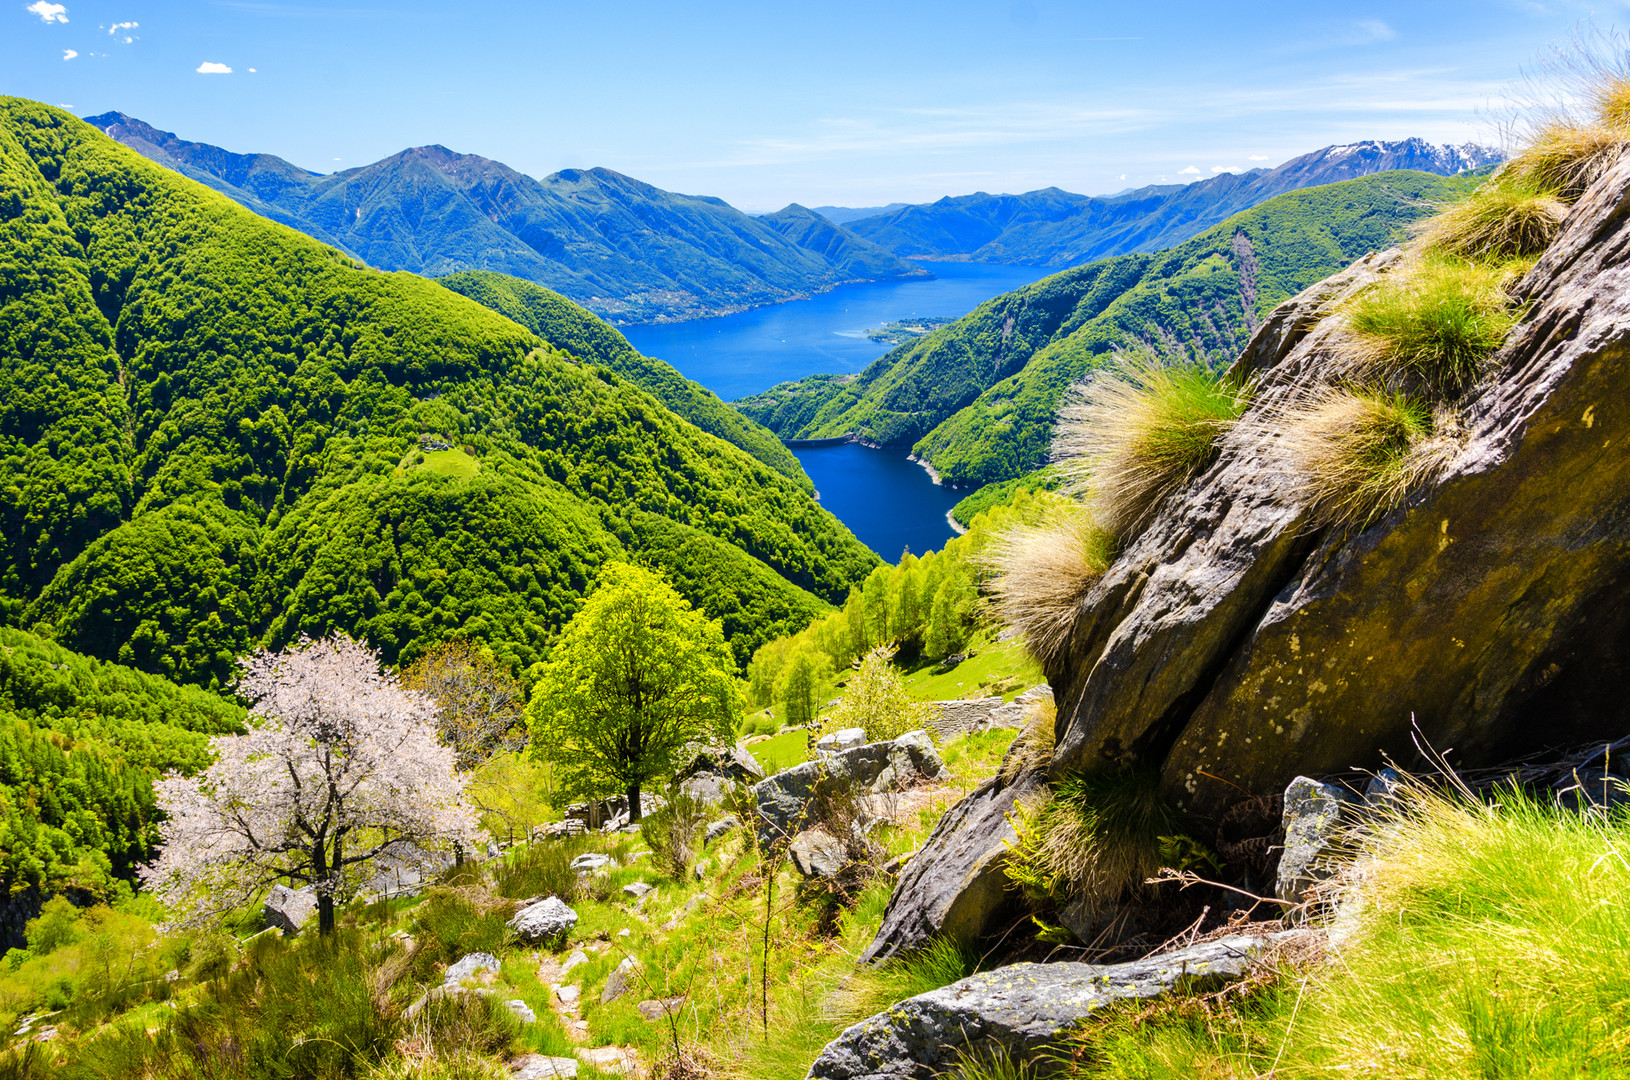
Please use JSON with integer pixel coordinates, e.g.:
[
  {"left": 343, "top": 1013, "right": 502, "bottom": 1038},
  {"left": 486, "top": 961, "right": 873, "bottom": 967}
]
[
  {"left": 1276, "top": 387, "right": 1435, "bottom": 530},
  {"left": 1344, "top": 257, "right": 1518, "bottom": 396},
  {"left": 1054, "top": 349, "right": 1252, "bottom": 539},
  {"left": 1003, "top": 769, "right": 1176, "bottom": 928},
  {"left": 1501, "top": 120, "right": 1629, "bottom": 203},
  {"left": 1413, "top": 178, "right": 1568, "bottom": 261},
  {"left": 982, "top": 510, "right": 1115, "bottom": 667}
]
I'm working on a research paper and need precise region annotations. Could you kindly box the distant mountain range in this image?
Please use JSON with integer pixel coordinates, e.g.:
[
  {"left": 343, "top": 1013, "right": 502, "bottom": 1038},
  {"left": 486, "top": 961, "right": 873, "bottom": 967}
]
[
  {"left": 839, "top": 139, "right": 1503, "bottom": 267},
  {"left": 85, "top": 113, "right": 928, "bottom": 325}
]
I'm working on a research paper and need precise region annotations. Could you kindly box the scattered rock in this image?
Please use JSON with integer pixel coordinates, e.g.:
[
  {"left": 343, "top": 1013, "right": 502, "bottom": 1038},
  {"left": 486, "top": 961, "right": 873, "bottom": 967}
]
[
  {"left": 1364, "top": 767, "right": 1406, "bottom": 810},
  {"left": 556, "top": 984, "right": 581, "bottom": 1004},
  {"left": 704, "top": 816, "right": 739, "bottom": 843},
  {"left": 444, "top": 952, "right": 502, "bottom": 986},
  {"left": 816, "top": 727, "right": 868, "bottom": 752},
  {"left": 571, "top": 853, "right": 615, "bottom": 872},
  {"left": 985, "top": 685, "right": 1053, "bottom": 729},
  {"left": 622, "top": 882, "right": 654, "bottom": 900},
  {"left": 692, "top": 859, "right": 710, "bottom": 881},
  {"left": 1276, "top": 777, "right": 1359, "bottom": 903},
  {"left": 636, "top": 996, "right": 686, "bottom": 1021},
  {"left": 560, "top": 949, "right": 590, "bottom": 975},
  {"left": 576, "top": 1046, "right": 638, "bottom": 1075},
  {"left": 600, "top": 956, "right": 639, "bottom": 1003},
  {"left": 812, "top": 932, "right": 1309, "bottom": 1078},
  {"left": 506, "top": 999, "right": 538, "bottom": 1024},
  {"left": 510, "top": 896, "right": 580, "bottom": 945},
  {"left": 263, "top": 884, "right": 318, "bottom": 935},
  {"left": 512, "top": 1055, "right": 579, "bottom": 1079},
  {"left": 789, "top": 830, "right": 847, "bottom": 879},
  {"left": 754, "top": 731, "right": 947, "bottom": 847}
]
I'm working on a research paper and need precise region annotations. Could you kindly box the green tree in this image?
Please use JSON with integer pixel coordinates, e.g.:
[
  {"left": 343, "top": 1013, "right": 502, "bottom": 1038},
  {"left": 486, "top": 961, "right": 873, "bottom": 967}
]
[
  {"left": 776, "top": 647, "right": 834, "bottom": 729},
  {"left": 526, "top": 562, "right": 740, "bottom": 820},
  {"left": 826, "top": 644, "right": 939, "bottom": 744}
]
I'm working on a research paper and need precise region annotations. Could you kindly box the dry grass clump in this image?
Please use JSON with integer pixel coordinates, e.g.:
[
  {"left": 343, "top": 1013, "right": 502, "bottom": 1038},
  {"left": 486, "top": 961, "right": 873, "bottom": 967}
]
[
  {"left": 1004, "top": 769, "right": 1176, "bottom": 926},
  {"left": 1054, "top": 348, "right": 1252, "bottom": 539},
  {"left": 982, "top": 510, "right": 1115, "bottom": 666},
  {"left": 998, "top": 696, "right": 1056, "bottom": 783},
  {"left": 1413, "top": 179, "right": 1568, "bottom": 261},
  {"left": 1276, "top": 387, "right": 1435, "bottom": 529},
  {"left": 1501, "top": 120, "right": 1629, "bottom": 202},
  {"left": 1344, "top": 257, "right": 1518, "bottom": 396}
]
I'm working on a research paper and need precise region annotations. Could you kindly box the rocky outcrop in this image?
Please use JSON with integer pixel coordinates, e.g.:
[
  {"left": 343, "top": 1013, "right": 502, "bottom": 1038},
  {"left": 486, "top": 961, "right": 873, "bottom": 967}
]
[
  {"left": 813, "top": 932, "right": 1306, "bottom": 1079},
  {"left": 753, "top": 732, "right": 945, "bottom": 846},
  {"left": 865, "top": 150, "right": 1630, "bottom": 958}
]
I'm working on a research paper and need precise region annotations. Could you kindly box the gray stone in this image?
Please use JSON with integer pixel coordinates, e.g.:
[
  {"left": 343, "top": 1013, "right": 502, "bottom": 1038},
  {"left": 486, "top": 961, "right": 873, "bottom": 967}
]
[
  {"left": 622, "top": 882, "right": 654, "bottom": 900},
  {"left": 753, "top": 732, "right": 948, "bottom": 848},
  {"left": 817, "top": 727, "right": 867, "bottom": 752},
  {"left": 704, "top": 815, "right": 740, "bottom": 843},
  {"left": 862, "top": 769, "right": 1046, "bottom": 962},
  {"left": 926, "top": 697, "right": 1003, "bottom": 740},
  {"left": 600, "top": 956, "right": 639, "bottom": 1003},
  {"left": 510, "top": 896, "right": 579, "bottom": 944},
  {"left": 636, "top": 996, "right": 686, "bottom": 1021},
  {"left": 681, "top": 771, "right": 732, "bottom": 806},
  {"left": 556, "top": 984, "right": 581, "bottom": 1004},
  {"left": 811, "top": 932, "right": 1307, "bottom": 1079},
  {"left": 693, "top": 859, "right": 711, "bottom": 881},
  {"left": 985, "top": 686, "right": 1053, "bottom": 730},
  {"left": 512, "top": 1055, "right": 579, "bottom": 1079},
  {"left": 1364, "top": 767, "right": 1406, "bottom": 810},
  {"left": 560, "top": 949, "right": 590, "bottom": 975},
  {"left": 1276, "top": 777, "right": 1359, "bottom": 903},
  {"left": 506, "top": 998, "right": 538, "bottom": 1024},
  {"left": 444, "top": 951, "right": 502, "bottom": 986},
  {"left": 789, "top": 830, "right": 847, "bottom": 879},
  {"left": 678, "top": 741, "right": 765, "bottom": 783},
  {"left": 570, "top": 853, "right": 614, "bottom": 872},
  {"left": 263, "top": 884, "right": 318, "bottom": 935}
]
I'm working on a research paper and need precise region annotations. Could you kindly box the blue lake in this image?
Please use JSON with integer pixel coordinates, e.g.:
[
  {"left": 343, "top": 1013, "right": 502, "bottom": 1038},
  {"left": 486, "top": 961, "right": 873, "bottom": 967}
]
[
  {"left": 622, "top": 261, "right": 1051, "bottom": 400},
  {"left": 621, "top": 261, "right": 1053, "bottom": 561},
  {"left": 792, "top": 442, "right": 967, "bottom": 562}
]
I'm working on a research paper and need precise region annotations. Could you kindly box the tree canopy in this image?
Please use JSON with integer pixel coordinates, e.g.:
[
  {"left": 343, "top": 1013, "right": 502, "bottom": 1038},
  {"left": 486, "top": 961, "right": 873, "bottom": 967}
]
[{"left": 526, "top": 562, "right": 741, "bottom": 819}]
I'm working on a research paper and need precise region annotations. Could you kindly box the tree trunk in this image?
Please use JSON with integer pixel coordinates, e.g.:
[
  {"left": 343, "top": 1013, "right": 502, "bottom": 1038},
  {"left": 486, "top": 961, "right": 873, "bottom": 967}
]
[
  {"left": 312, "top": 839, "right": 336, "bottom": 935},
  {"left": 628, "top": 781, "right": 642, "bottom": 822},
  {"left": 317, "top": 891, "right": 336, "bottom": 935}
]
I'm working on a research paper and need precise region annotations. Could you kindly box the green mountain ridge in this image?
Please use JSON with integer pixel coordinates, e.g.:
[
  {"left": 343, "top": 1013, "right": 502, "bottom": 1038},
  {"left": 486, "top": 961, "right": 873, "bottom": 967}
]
[
  {"left": 83, "top": 112, "right": 928, "bottom": 326},
  {"left": 738, "top": 168, "right": 1483, "bottom": 486},
  {"left": 0, "top": 98, "right": 878, "bottom": 690}
]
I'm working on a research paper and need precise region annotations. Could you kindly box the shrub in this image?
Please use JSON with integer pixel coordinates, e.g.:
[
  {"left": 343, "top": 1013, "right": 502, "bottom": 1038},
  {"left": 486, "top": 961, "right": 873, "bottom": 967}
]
[
  {"left": 983, "top": 510, "right": 1116, "bottom": 667},
  {"left": 1344, "top": 257, "right": 1519, "bottom": 396},
  {"left": 822, "top": 644, "right": 939, "bottom": 744},
  {"left": 1054, "top": 348, "right": 1252, "bottom": 538},
  {"left": 1003, "top": 769, "right": 1176, "bottom": 929},
  {"left": 491, "top": 836, "right": 586, "bottom": 901},
  {"left": 640, "top": 784, "right": 712, "bottom": 878},
  {"left": 1277, "top": 387, "right": 1435, "bottom": 529},
  {"left": 1413, "top": 178, "right": 1568, "bottom": 261}
]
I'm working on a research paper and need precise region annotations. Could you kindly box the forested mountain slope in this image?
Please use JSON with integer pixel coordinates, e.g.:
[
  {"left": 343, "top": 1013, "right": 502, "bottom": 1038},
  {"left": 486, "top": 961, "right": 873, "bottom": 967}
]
[
  {"left": 84, "top": 112, "right": 927, "bottom": 325},
  {"left": 845, "top": 138, "right": 1499, "bottom": 266},
  {"left": 737, "top": 169, "right": 1481, "bottom": 485},
  {"left": 436, "top": 270, "right": 806, "bottom": 485},
  {"left": 0, "top": 98, "right": 876, "bottom": 689}
]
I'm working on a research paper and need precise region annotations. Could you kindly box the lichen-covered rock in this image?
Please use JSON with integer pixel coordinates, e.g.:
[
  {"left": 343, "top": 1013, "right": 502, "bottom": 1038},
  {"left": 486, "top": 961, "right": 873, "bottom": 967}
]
[
  {"left": 601, "top": 956, "right": 639, "bottom": 1003},
  {"left": 1276, "top": 776, "right": 1358, "bottom": 903},
  {"left": 510, "top": 897, "right": 579, "bottom": 944},
  {"left": 704, "top": 815, "right": 740, "bottom": 843},
  {"left": 789, "top": 830, "right": 847, "bottom": 878},
  {"left": 444, "top": 952, "right": 502, "bottom": 985},
  {"left": 263, "top": 884, "right": 317, "bottom": 935},
  {"left": 811, "top": 932, "right": 1306, "bottom": 1079}
]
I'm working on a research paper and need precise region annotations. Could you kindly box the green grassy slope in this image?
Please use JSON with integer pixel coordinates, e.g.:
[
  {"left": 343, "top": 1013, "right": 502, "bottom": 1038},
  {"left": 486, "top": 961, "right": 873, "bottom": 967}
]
[
  {"left": 437, "top": 269, "right": 808, "bottom": 486},
  {"left": 0, "top": 99, "right": 876, "bottom": 685},
  {"left": 763, "top": 170, "right": 1480, "bottom": 485}
]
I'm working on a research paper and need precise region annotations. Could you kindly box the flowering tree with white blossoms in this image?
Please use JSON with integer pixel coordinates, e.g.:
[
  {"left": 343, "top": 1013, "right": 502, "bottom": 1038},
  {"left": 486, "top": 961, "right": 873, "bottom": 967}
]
[{"left": 142, "top": 635, "right": 477, "bottom": 934}]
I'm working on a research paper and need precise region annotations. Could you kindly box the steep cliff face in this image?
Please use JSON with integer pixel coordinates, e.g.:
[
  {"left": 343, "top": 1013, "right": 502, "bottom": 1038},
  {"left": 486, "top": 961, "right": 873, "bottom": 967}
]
[{"left": 862, "top": 148, "right": 1630, "bottom": 959}]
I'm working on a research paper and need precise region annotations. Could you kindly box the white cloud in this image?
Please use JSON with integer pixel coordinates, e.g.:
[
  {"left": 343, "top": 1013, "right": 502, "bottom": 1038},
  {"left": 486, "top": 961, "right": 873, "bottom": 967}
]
[
  {"left": 248, "top": 67, "right": 257, "bottom": 72},
  {"left": 1249, "top": 154, "right": 1270, "bottom": 161},
  {"left": 1119, "top": 173, "right": 1127, "bottom": 180},
  {"left": 196, "top": 61, "right": 233, "bottom": 74},
  {"left": 27, "top": 2, "right": 68, "bottom": 23},
  {"left": 107, "top": 19, "right": 135, "bottom": 33},
  {"left": 1178, "top": 165, "right": 1201, "bottom": 175},
  {"left": 61, "top": 48, "right": 75, "bottom": 59},
  {"left": 1211, "top": 164, "right": 1244, "bottom": 173},
  {"left": 1356, "top": 19, "right": 1396, "bottom": 43}
]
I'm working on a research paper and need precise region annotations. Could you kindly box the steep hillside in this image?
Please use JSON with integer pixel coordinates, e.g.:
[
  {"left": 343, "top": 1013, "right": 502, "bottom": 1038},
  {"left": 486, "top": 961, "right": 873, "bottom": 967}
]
[
  {"left": 0, "top": 98, "right": 876, "bottom": 686},
  {"left": 84, "top": 113, "right": 928, "bottom": 324},
  {"left": 846, "top": 138, "right": 1499, "bottom": 266},
  {"left": 435, "top": 270, "right": 806, "bottom": 485},
  {"left": 751, "top": 168, "right": 1481, "bottom": 485},
  {"left": 756, "top": 204, "right": 918, "bottom": 282}
]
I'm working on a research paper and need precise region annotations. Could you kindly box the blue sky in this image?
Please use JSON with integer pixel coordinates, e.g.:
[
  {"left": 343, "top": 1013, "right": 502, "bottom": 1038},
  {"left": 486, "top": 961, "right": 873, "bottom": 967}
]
[{"left": 0, "top": 1, "right": 1618, "bottom": 211}]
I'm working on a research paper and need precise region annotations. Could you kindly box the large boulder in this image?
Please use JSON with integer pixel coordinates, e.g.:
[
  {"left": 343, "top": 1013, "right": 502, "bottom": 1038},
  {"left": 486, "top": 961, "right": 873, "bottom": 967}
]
[
  {"left": 263, "top": 885, "right": 318, "bottom": 935},
  {"left": 812, "top": 932, "right": 1307, "bottom": 1079},
  {"left": 510, "top": 897, "right": 579, "bottom": 944},
  {"left": 753, "top": 732, "right": 946, "bottom": 847},
  {"left": 868, "top": 150, "right": 1630, "bottom": 954}
]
